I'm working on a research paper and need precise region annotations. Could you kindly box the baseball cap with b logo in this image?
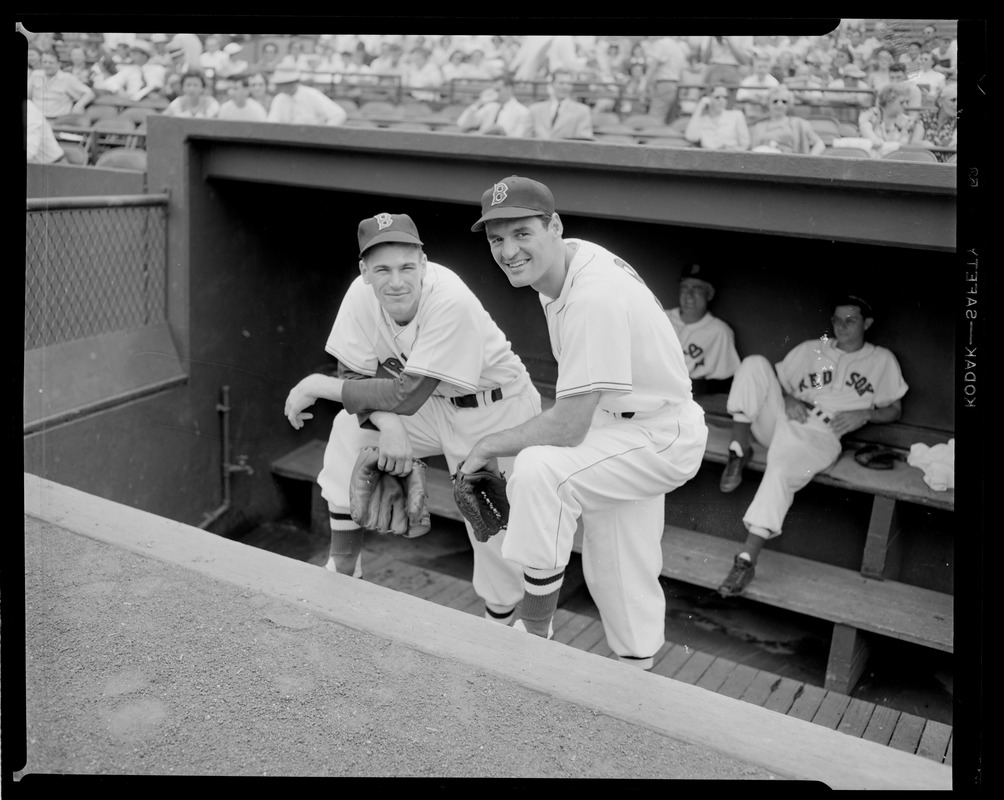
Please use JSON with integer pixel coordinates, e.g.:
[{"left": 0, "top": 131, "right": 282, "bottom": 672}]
[
  {"left": 357, "top": 213, "right": 424, "bottom": 257},
  {"left": 471, "top": 175, "right": 555, "bottom": 232}
]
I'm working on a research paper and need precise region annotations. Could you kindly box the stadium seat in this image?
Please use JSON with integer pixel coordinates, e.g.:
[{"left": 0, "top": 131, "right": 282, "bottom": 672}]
[
  {"left": 51, "top": 113, "right": 91, "bottom": 128},
  {"left": 359, "top": 101, "right": 401, "bottom": 119},
  {"left": 823, "top": 146, "right": 873, "bottom": 159},
  {"left": 85, "top": 104, "right": 120, "bottom": 123},
  {"left": 117, "top": 106, "right": 159, "bottom": 126},
  {"left": 946, "top": 153, "right": 957, "bottom": 164},
  {"left": 95, "top": 147, "right": 148, "bottom": 171},
  {"left": 89, "top": 117, "right": 138, "bottom": 161},
  {"left": 342, "top": 118, "right": 379, "bottom": 128},
  {"left": 882, "top": 148, "right": 939, "bottom": 162},
  {"left": 595, "top": 134, "right": 640, "bottom": 145},
  {"left": 58, "top": 142, "right": 89, "bottom": 165},
  {"left": 592, "top": 111, "right": 622, "bottom": 127},
  {"left": 622, "top": 114, "right": 665, "bottom": 130},
  {"left": 594, "top": 123, "right": 637, "bottom": 136},
  {"left": 398, "top": 101, "right": 432, "bottom": 117},
  {"left": 807, "top": 116, "right": 843, "bottom": 145}
]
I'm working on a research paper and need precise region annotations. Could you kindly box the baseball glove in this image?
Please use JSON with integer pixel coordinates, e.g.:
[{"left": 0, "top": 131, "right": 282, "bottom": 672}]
[
  {"left": 452, "top": 461, "right": 510, "bottom": 543},
  {"left": 349, "top": 447, "right": 431, "bottom": 538}
]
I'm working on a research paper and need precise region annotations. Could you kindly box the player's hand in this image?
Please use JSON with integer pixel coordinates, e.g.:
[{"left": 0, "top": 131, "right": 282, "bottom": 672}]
[
  {"left": 784, "top": 395, "right": 809, "bottom": 424},
  {"left": 829, "top": 409, "right": 871, "bottom": 438},
  {"left": 284, "top": 377, "right": 318, "bottom": 430},
  {"left": 377, "top": 426, "right": 414, "bottom": 477},
  {"left": 459, "top": 442, "right": 491, "bottom": 475}
]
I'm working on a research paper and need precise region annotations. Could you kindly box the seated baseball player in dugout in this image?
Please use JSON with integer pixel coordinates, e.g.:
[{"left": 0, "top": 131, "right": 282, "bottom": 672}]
[
  {"left": 458, "top": 176, "right": 709, "bottom": 670},
  {"left": 665, "top": 263, "right": 741, "bottom": 397},
  {"left": 715, "top": 295, "right": 908, "bottom": 597},
  {"left": 283, "top": 212, "right": 542, "bottom": 628}
]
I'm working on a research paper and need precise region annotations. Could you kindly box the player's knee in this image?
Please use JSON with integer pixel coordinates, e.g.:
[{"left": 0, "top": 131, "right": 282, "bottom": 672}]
[
  {"left": 738, "top": 354, "right": 772, "bottom": 374},
  {"left": 511, "top": 446, "right": 557, "bottom": 484}
]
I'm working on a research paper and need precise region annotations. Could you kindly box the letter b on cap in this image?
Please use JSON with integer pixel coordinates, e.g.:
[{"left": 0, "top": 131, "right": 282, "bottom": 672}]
[
  {"left": 375, "top": 213, "right": 393, "bottom": 230},
  {"left": 491, "top": 182, "right": 509, "bottom": 207}
]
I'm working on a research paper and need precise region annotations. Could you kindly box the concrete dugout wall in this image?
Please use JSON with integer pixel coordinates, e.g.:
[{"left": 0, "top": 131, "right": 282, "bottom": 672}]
[{"left": 25, "top": 118, "right": 957, "bottom": 582}]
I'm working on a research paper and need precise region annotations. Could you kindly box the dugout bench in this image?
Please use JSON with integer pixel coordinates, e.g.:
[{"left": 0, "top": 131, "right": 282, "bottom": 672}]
[{"left": 269, "top": 389, "right": 954, "bottom": 696}]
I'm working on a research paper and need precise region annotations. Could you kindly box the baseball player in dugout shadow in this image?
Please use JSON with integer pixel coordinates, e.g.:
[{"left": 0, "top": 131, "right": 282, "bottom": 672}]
[
  {"left": 716, "top": 296, "right": 908, "bottom": 598},
  {"left": 284, "top": 213, "right": 542, "bottom": 627},
  {"left": 459, "top": 176, "right": 709, "bottom": 669},
  {"left": 664, "top": 262, "right": 741, "bottom": 396}
]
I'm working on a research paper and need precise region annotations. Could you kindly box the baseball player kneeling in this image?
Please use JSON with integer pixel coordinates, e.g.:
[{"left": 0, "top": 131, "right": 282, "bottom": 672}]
[
  {"left": 459, "top": 176, "right": 709, "bottom": 669},
  {"left": 284, "top": 213, "right": 542, "bottom": 627},
  {"left": 716, "top": 295, "right": 908, "bottom": 597}
]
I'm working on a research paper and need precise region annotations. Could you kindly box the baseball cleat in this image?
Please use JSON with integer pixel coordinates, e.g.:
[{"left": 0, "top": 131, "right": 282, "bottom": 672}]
[
  {"left": 718, "top": 555, "right": 755, "bottom": 597},
  {"left": 719, "top": 447, "right": 751, "bottom": 493}
]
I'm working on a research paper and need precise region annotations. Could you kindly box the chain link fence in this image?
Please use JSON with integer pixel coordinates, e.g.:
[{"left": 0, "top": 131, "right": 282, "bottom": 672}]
[{"left": 25, "top": 196, "right": 169, "bottom": 351}]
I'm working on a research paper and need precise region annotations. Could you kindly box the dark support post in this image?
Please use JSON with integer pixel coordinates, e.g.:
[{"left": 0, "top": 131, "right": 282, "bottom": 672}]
[{"left": 826, "top": 623, "right": 871, "bottom": 695}]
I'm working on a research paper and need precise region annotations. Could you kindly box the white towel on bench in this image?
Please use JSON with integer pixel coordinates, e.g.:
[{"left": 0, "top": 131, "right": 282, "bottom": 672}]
[{"left": 907, "top": 439, "right": 955, "bottom": 491}]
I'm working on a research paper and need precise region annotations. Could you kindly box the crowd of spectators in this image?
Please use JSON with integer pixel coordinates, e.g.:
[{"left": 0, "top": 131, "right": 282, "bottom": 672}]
[{"left": 24, "top": 23, "right": 959, "bottom": 164}]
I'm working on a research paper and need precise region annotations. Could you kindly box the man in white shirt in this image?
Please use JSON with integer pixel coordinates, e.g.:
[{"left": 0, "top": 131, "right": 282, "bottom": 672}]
[
  {"left": 735, "top": 55, "right": 780, "bottom": 116},
  {"left": 400, "top": 47, "right": 443, "bottom": 102},
  {"left": 26, "top": 99, "right": 65, "bottom": 164},
  {"left": 96, "top": 40, "right": 166, "bottom": 102},
  {"left": 266, "top": 68, "right": 348, "bottom": 126},
  {"left": 457, "top": 76, "right": 532, "bottom": 137},
  {"left": 911, "top": 51, "right": 947, "bottom": 103},
  {"left": 217, "top": 74, "right": 268, "bottom": 121},
  {"left": 28, "top": 51, "right": 95, "bottom": 119}
]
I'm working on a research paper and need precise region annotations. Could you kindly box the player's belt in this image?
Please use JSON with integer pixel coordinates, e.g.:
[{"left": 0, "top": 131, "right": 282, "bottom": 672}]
[
  {"left": 450, "top": 387, "right": 503, "bottom": 409},
  {"left": 808, "top": 407, "right": 832, "bottom": 424}
]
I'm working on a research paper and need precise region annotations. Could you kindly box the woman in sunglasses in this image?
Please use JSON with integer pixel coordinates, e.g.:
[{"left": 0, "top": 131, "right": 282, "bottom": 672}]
[
  {"left": 684, "top": 84, "right": 750, "bottom": 151},
  {"left": 749, "top": 86, "right": 825, "bottom": 155}
]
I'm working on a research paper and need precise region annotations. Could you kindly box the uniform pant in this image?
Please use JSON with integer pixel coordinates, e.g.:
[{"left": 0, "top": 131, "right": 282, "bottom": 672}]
[
  {"left": 318, "top": 378, "right": 541, "bottom": 612},
  {"left": 501, "top": 400, "right": 708, "bottom": 659},
  {"left": 727, "top": 356, "right": 843, "bottom": 538}
]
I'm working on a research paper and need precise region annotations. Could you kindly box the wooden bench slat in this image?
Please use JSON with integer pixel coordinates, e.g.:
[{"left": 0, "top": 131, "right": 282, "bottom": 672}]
[{"left": 703, "top": 419, "right": 954, "bottom": 511}]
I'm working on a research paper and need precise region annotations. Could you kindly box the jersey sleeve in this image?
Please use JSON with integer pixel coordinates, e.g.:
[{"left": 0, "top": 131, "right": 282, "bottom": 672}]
[
  {"left": 324, "top": 278, "right": 380, "bottom": 376},
  {"left": 555, "top": 288, "right": 632, "bottom": 399},
  {"left": 399, "top": 285, "right": 485, "bottom": 394},
  {"left": 870, "top": 349, "right": 909, "bottom": 407}
]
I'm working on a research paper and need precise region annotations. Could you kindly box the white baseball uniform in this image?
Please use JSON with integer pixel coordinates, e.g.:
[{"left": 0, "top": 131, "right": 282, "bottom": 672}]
[
  {"left": 729, "top": 338, "right": 908, "bottom": 538},
  {"left": 501, "top": 239, "right": 709, "bottom": 660},
  {"left": 317, "top": 262, "right": 541, "bottom": 612},
  {"left": 666, "top": 307, "right": 741, "bottom": 380}
]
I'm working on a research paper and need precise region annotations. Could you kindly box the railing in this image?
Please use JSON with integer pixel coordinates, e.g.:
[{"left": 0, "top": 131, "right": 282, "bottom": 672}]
[{"left": 25, "top": 194, "right": 169, "bottom": 351}]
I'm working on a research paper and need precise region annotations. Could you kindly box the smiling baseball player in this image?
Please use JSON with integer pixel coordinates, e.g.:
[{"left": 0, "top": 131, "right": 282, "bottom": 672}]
[
  {"left": 665, "top": 263, "right": 741, "bottom": 396},
  {"left": 284, "top": 212, "right": 541, "bottom": 626},
  {"left": 716, "top": 295, "right": 908, "bottom": 596},
  {"left": 459, "top": 176, "right": 709, "bottom": 669}
]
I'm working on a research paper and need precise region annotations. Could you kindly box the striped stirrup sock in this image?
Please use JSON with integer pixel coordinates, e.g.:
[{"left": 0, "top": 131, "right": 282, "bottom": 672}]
[
  {"left": 519, "top": 566, "right": 565, "bottom": 638},
  {"left": 484, "top": 604, "right": 516, "bottom": 626},
  {"left": 328, "top": 511, "right": 363, "bottom": 578}
]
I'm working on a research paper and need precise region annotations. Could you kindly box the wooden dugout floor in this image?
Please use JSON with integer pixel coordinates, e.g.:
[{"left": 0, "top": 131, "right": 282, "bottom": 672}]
[{"left": 344, "top": 539, "right": 953, "bottom": 767}]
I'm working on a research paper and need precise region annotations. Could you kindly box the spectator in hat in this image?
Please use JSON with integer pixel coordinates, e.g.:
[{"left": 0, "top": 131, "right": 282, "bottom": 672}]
[
  {"left": 27, "top": 50, "right": 95, "bottom": 119},
  {"left": 823, "top": 54, "right": 872, "bottom": 110},
  {"left": 95, "top": 40, "right": 166, "bottom": 102},
  {"left": 163, "top": 69, "right": 220, "bottom": 118},
  {"left": 664, "top": 264, "right": 740, "bottom": 397},
  {"left": 266, "top": 67, "right": 347, "bottom": 126},
  {"left": 217, "top": 74, "right": 268, "bottom": 121},
  {"left": 149, "top": 34, "right": 174, "bottom": 68}
]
